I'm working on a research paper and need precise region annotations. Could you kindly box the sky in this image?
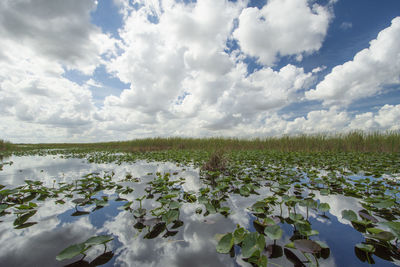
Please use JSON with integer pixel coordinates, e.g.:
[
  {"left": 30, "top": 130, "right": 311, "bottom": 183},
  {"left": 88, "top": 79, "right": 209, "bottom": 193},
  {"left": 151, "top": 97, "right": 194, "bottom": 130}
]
[{"left": 0, "top": 0, "right": 399, "bottom": 143}]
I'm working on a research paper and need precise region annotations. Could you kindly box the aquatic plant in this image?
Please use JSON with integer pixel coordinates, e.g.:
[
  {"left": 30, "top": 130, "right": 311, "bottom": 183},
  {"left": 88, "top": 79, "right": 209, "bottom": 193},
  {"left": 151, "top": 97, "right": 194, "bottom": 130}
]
[{"left": 3, "top": 131, "right": 400, "bottom": 153}]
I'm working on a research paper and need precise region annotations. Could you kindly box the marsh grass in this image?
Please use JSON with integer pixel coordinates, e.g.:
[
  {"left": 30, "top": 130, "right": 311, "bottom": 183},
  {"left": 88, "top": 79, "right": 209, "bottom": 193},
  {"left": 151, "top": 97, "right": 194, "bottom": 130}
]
[
  {"left": 0, "top": 139, "right": 14, "bottom": 151},
  {"left": 201, "top": 150, "right": 227, "bottom": 172},
  {"left": 6, "top": 131, "right": 400, "bottom": 153}
]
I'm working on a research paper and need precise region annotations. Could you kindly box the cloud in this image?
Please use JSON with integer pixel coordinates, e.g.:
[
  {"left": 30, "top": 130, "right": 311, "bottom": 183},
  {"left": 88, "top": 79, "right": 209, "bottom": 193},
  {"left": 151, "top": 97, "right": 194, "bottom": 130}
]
[
  {"left": 349, "top": 104, "right": 400, "bottom": 131},
  {"left": 101, "top": 0, "right": 317, "bottom": 136},
  {"left": 306, "top": 17, "right": 400, "bottom": 106},
  {"left": 0, "top": 0, "right": 398, "bottom": 142},
  {"left": 340, "top": 22, "right": 353, "bottom": 30},
  {"left": 0, "top": 0, "right": 116, "bottom": 75},
  {"left": 0, "top": 0, "right": 120, "bottom": 142},
  {"left": 233, "top": 0, "right": 333, "bottom": 66}
]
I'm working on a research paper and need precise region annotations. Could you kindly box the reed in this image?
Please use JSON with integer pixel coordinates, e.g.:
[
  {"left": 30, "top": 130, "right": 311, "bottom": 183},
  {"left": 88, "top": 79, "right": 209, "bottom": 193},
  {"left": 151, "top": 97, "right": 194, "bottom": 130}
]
[
  {"left": 0, "top": 139, "right": 14, "bottom": 151},
  {"left": 7, "top": 131, "right": 400, "bottom": 153}
]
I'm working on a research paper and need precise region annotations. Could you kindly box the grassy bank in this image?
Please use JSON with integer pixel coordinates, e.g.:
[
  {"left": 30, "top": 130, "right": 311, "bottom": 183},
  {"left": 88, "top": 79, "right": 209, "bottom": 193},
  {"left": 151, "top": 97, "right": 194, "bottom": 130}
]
[{"left": 10, "top": 131, "right": 400, "bottom": 153}]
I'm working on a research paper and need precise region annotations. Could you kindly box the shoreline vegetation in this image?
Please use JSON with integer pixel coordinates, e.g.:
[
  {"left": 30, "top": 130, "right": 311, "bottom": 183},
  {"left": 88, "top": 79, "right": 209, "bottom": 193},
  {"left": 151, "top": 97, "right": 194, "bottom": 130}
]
[{"left": 1, "top": 131, "right": 400, "bottom": 153}]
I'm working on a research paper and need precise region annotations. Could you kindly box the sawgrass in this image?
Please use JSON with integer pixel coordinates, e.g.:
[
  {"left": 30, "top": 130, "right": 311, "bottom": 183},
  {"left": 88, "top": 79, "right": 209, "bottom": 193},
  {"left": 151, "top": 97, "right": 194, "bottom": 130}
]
[{"left": 8, "top": 131, "right": 400, "bottom": 153}]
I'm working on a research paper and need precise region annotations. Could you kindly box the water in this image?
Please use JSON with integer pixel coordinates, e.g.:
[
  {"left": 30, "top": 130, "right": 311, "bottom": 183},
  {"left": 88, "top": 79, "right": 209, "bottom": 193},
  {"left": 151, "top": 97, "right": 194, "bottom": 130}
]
[{"left": 0, "top": 154, "right": 398, "bottom": 266}]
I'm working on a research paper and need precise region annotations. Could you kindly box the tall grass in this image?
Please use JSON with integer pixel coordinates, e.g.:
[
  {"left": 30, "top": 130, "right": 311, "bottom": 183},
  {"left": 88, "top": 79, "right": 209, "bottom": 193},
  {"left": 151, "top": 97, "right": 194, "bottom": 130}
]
[
  {"left": 0, "top": 139, "right": 14, "bottom": 151},
  {"left": 13, "top": 131, "right": 400, "bottom": 153}
]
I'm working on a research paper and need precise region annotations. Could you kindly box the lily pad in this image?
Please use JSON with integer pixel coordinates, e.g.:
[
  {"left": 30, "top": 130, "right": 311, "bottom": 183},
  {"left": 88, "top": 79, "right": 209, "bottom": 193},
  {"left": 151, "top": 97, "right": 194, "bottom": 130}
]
[
  {"left": 56, "top": 243, "right": 86, "bottom": 261},
  {"left": 264, "top": 225, "right": 283, "bottom": 240},
  {"left": 342, "top": 210, "right": 357, "bottom": 222},
  {"left": 216, "top": 233, "right": 234, "bottom": 254},
  {"left": 355, "top": 243, "right": 375, "bottom": 253},
  {"left": 318, "top": 203, "right": 330, "bottom": 212},
  {"left": 162, "top": 209, "right": 179, "bottom": 225},
  {"left": 242, "top": 232, "right": 265, "bottom": 258},
  {"left": 293, "top": 239, "right": 322, "bottom": 253},
  {"left": 84, "top": 235, "right": 113, "bottom": 246}
]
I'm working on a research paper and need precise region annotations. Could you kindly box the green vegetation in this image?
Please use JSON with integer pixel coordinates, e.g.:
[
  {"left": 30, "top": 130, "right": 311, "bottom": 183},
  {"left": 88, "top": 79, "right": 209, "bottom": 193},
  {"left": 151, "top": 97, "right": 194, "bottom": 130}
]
[
  {"left": 1, "top": 149, "right": 400, "bottom": 265},
  {"left": 1, "top": 132, "right": 400, "bottom": 266},
  {"left": 6, "top": 131, "right": 400, "bottom": 153},
  {"left": 0, "top": 139, "right": 14, "bottom": 151},
  {"left": 1, "top": 148, "right": 400, "bottom": 266}
]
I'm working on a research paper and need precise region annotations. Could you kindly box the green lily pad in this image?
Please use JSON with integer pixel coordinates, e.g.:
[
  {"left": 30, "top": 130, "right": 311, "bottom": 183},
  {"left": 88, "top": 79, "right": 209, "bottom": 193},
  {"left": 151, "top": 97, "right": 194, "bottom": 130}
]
[
  {"left": 264, "top": 225, "right": 283, "bottom": 240},
  {"left": 234, "top": 226, "right": 247, "bottom": 244},
  {"left": 0, "top": 204, "right": 8, "bottom": 213},
  {"left": 56, "top": 243, "right": 86, "bottom": 261},
  {"left": 162, "top": 209, "right": 179, "bottom": 225},
  {"left": 13, "top": 211, "right": 36, "bottom": 226},
  {"left": 242, "top": 232, "right": 265, "bottom": 258},
  {"left": 355, "top": 243, "right": 375, "bottom": 253},
  {"left": 358, "top": 210, "right": 378, "bottom": 223},
  {"left": 239, "top": 185, "right": 250, "bottom": 197},
  {"left": 342, "top": 210, "right": 357, "bottom": 222},
  {"left": 293, "top": 239, "right": 322, "bottom": 253},
  {"left": 318, "top": 203, "right": 330, "bottom": 212},
  {"left": 216, "top": 233, "right": 234, "bottom": 254},
  {"left": 365, "top": 230, "right": 395, "bottom": 242},
  {"left": 374, "top": 200, "right": 395, "bottom": 209},
  {"left": 84, "top": 235, "right": 113, "bottom": 246},
  {"left": 378, "top": 221, "right": 400, "bottom": 238}
]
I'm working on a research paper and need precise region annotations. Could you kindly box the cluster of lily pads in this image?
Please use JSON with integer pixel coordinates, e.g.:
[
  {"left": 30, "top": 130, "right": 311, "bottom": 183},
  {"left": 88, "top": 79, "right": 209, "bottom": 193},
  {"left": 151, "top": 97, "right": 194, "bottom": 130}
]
[{"left": 1, "top": 149, "right": 400, "bottom": 266}]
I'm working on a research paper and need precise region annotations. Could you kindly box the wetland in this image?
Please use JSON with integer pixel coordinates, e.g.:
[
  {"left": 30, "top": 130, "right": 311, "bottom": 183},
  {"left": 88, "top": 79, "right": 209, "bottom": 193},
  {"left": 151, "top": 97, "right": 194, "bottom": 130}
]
[{"left": 0, "top": 146, "right": 400, "bottom": 267}]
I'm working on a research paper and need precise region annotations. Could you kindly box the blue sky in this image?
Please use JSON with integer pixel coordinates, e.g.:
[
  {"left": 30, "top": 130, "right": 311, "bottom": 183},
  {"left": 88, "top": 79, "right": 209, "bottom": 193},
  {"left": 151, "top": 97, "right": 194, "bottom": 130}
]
[{"left": 0, "top": 0, "right": 399, "bottom": 142}]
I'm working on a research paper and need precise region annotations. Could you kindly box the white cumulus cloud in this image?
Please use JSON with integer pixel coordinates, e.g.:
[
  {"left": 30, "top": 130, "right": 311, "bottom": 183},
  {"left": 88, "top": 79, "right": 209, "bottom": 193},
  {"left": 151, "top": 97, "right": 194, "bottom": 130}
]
[
  {"left": 233, "top": 0, "right": 333, "bottom": 66},
  {"left": 306, "top": 17, "right": 400, "bottom": 106}
]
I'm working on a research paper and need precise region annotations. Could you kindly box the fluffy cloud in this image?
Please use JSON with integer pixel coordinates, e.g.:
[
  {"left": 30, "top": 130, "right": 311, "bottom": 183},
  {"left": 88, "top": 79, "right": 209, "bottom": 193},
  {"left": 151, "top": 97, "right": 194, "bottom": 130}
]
[
  {"left": 306, "top": 17, "right": 400, "bottom": 106},
  {"left": 0, "top": 0, "right": 398, "bottom": 143},
  {"left": 101, "top": 0, "right": 316, "bottom": 136},
  {"left": 349, "top": 104, "right": 400, "bottom": 131},
  {"left": 0, "top": 0, "right": 119, "bottom": 142},
  {"left": 0, "top": 0, "right": 116, "bottom": 74},
  {"left": 233, "top": 0, "right": 332, "bottom": 66}
]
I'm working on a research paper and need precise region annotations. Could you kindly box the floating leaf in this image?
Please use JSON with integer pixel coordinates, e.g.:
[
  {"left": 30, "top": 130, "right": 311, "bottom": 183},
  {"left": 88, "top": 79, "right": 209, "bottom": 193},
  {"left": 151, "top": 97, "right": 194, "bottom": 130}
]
[
  {"left": 365, "top": 231, "right": 395, "bottom": 242},
  {"left": 84, "top": 235, "right": 113, "bottom": 246},
  {"left": 71, "top": 210, "right": 90, "bottom": 216},
  {"left": 289, "top": 213, "right": 304, "bottom": 222},
  {"left": 355, "top": 243, "right": 375, "bottom": 253},
  {"left": 242, "top": 232, "right": 265, "bottom": 258},
  {"left": 144, "top": 223, "right": 166, "bottom": 239},
  {"left": 239, "top": 186, "right": 250, "bottom": 197},
  {"left": 0, "top": 204, "right": 8, "bottom": 213},
  {"left": 15, "top": 222, "right": 37, "bottom": 229},
  {"left": 374, "top": 200, "right": 395, "bottom": 209},
  {"left": 320, "top": 189, "right": 329, "bottom": 196},
  {"left": 216, "top": 233, "right": 234, "bottom": 254},
  {"left": 204, "top": 203, "right": 216, "bottom": 214},
  {"left": 56, "top": 243, "right": 86, "bottom": 261},
  {"left": 318, "top": 203, "right": 330, "bottom": 212},
  {"left": 162, "top": 209, "right": 179, "bottom": 225},
  {"left": 359, "top": 210, "right": 378, "bottom": 223},
  {"left": 264, "top": 225, "right": 283, "bottom": 240},
  {"left": 342, "top": 210, "right": 357, "bottom": 222},
  {"left": 233, "top": 226, "right": 246, "bottom": 244},
  {"left": 366, "top": 228, "right": 383, "bottom": 234},
  {"left": 169, "top": 201, "right": 181, "bottom": 210},
  {"left": 294, "top": 239, "right": 322, "bottom": 253},
  {"left": 133, "top": 208, "right": 146, "bottom": 218},
  {"left": 14, "top": 211, "right": 36, "bottom": 226},
  {"left": 378, "top": 221, "right": 400, "bottom": 238}
]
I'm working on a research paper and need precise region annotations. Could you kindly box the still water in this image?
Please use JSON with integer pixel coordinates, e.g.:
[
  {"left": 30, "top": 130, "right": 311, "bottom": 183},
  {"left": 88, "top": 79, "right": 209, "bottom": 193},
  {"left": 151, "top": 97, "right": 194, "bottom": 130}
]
[{"left": 0, "top": 154, "right": 398, "bottom": 266}]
